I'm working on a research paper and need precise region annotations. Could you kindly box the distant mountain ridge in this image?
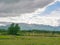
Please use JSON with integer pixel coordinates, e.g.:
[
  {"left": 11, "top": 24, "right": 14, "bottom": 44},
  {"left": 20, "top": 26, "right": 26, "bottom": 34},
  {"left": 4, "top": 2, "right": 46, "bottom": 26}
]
[{"left": 0, "top": 23, "right": 60, "bottom": 31}]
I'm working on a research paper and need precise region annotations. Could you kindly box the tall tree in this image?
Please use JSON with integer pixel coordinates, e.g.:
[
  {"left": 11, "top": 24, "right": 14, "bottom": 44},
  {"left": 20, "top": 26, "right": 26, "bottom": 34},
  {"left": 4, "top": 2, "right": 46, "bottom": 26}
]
[
  {"left": 14, "top": 24, "right": 20, "bottom": 35},
  {"left": 8, "top": 23, "right": 20, "bottom": 35},
  {"left": 8, "top": 23, "right": 15, "bottom": 35}
]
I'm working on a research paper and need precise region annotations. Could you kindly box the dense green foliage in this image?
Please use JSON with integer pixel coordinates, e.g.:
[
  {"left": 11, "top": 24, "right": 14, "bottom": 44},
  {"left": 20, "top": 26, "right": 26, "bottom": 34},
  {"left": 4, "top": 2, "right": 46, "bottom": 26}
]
[{"left": 8, "top": 23, "right": 20, "bottom": 35}]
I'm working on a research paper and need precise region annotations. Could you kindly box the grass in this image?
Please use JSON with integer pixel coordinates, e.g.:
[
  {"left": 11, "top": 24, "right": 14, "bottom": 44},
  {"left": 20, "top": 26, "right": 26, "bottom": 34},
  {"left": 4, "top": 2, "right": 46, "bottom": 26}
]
[{"left": 0, "top": 35, "right": 60, "bottom": 45}]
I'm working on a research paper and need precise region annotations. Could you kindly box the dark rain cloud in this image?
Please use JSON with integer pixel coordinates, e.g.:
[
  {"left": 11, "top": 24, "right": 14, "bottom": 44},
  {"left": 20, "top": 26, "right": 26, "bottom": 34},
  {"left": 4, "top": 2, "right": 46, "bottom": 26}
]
[{"left": 0, "top": 0, "right": 54, "bottom": 17}]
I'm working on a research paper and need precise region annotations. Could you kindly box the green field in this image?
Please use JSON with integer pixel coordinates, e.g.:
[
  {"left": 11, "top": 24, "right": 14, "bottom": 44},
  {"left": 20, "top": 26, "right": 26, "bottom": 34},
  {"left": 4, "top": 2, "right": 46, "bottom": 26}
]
[
  {"left": 0, "top": 30, "right": 60, "bottom": 45},
  {"left": 0, "top": 35, "right": 60, "bottom": 45},
  {"left": 0, "top": 21, "right": 60, "bottom": 45}
]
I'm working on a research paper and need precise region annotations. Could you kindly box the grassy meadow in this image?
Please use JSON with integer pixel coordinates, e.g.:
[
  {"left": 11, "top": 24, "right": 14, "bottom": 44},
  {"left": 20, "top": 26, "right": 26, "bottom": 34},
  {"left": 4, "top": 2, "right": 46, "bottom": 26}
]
[
  {"left": 0, "top": 31, "right": 60, "bottom": 45},
  {"left": 0, "top": 24, "right": 60, "bottom": 45}
]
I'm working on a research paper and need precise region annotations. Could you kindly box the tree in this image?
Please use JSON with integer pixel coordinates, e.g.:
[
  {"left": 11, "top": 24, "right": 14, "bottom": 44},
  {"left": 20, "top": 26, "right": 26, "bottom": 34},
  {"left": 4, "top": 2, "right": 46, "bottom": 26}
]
[
  {"left": 14, "top": 24, "right": 20, "bottom": 35},
  {"left": 8, "top": 23, "right": 20, "bottom": 35},
  {"left": 8, "top": 23, "right": 15, "bottom": 35}
]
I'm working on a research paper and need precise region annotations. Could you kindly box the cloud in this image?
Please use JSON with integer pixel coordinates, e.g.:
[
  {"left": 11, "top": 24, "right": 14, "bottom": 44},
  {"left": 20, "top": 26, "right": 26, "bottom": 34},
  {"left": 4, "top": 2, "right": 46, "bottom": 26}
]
[
  {"left": 0, "top": 8, "right": 60, "bottom": 26},
  {"left": 40, "top": 0, "right": 60, "bottom": 15},
  {"left": 0, "top": 0, "right": 54, "bottom": 17},
  {"left": 0, "top": 0, "right": 60, "bottom": 27},
  {"left": 58, "top": 0, "right": 60, "bottom": 1}
]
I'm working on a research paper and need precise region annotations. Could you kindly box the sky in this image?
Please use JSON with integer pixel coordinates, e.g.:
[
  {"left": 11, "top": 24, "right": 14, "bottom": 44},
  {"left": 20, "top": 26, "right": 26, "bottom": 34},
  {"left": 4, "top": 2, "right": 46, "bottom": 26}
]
[
  {"left": 0, "top": 0, "right": 54, "bottom": 17},
  {"left": 0, "top": 0, "right": 60, "bottom": 26}
]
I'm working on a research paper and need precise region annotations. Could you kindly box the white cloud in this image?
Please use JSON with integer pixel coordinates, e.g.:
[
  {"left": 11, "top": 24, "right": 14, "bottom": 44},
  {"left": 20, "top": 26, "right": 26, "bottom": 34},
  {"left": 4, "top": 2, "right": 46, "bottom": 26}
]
[
  {"left": 0, "top": 0, "right": 60, "bottom": 26},
  {"left": 58, "top": 0, "right": 60, "bottom": 1},
  {"left": 0, "top": 9, "right": 60, "bottom": 26}
]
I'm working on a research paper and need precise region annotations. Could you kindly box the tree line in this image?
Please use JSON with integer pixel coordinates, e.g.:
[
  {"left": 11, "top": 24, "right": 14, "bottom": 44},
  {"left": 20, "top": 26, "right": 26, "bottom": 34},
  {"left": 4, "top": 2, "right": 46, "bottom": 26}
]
[{"left": 0, "top": 23, "right": 60, "bottom": 36}]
